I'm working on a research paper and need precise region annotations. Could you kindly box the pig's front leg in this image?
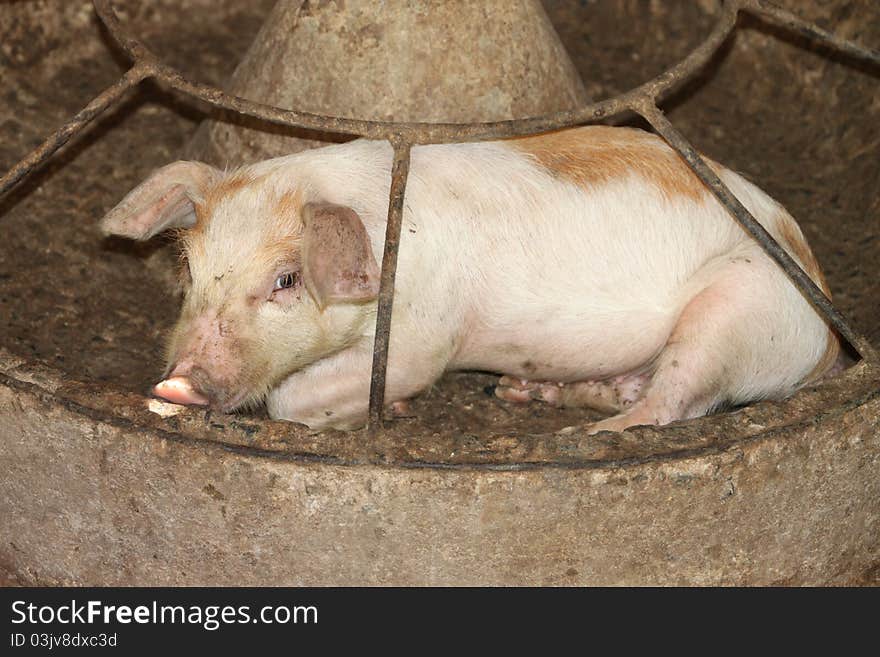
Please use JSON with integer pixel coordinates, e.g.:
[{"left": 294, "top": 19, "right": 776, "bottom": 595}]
[
  {"left": 266, "top": 339, "right": 439, "bottom": 430},
  {"left": 266, "top": 342, "right": 374, "bottom": 430},
  {"left": 495, "top": 375, "right": 649, "bottom": 414}
]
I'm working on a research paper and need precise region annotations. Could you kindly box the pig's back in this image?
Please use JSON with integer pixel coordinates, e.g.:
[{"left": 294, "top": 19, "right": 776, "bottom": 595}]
[
  {"left": 277, "top": 131, "right": 816, "bottom": 381},
  {"left": 402, "top": 128, "right": 801, "bottom": 379}
]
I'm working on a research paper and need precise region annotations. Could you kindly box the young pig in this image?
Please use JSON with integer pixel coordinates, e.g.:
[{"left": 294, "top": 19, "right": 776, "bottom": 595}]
[{"left": 101, "top": 126, "right": 839, "bottom": 433}]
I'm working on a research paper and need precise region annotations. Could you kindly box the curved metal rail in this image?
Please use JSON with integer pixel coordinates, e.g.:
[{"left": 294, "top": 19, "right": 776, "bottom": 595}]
[{"left": 1, "top": 0, "right": 877, "bottom": 433}]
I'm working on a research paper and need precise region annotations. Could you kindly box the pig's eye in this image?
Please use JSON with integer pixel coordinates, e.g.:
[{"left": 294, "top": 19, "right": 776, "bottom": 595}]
[{"left": 273, "top": 271, "right": 300, "bottom": 291}]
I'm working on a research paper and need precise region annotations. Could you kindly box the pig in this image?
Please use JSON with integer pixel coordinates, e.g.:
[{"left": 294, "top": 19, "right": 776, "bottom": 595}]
[{"left": 100, "top": 126, "right": 839, "bottom": 433}]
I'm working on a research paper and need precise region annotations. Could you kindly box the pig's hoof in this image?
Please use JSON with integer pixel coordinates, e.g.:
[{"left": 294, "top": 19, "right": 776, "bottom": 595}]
[
  {"left": 153, "top": 376, "right": 209, "bottom": 406},
  {"left": 390, "top": 400, "right": 414, "bottom": 418},
  {"left": 495, "top": 376, "right": 563, "bottom": 407},
  {"left": 585, "top": 415, "right": 631, "bottom": 435},
  {"left": 585, "top": 408, "right": 660, "bottom": 435}
]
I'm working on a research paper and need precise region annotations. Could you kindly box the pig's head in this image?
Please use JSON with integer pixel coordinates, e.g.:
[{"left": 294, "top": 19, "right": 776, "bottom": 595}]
[{"left": 101, "top": 160, "right": 380, "bottom": 412}]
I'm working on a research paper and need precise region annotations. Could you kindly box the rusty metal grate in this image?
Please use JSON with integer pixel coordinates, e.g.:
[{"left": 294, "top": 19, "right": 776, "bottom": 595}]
[{"left": 1, "top": 0, "right": 878, "bottom": 434}]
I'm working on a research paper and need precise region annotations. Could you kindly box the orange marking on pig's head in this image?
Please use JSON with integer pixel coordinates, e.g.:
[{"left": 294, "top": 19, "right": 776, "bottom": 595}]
[{"left": 191, "top": 170, "right": 262, "bottom": 235}]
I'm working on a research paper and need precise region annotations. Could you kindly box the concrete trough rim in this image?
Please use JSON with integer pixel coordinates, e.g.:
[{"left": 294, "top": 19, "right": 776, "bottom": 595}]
[{"left": 3, "top": 346, "right": 877, "bottom": 473}]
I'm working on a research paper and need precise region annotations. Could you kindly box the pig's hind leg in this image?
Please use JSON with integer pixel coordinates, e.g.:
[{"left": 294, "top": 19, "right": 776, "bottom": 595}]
[{"left": 585, "top": 259, "right": 797, "bottom": 435}]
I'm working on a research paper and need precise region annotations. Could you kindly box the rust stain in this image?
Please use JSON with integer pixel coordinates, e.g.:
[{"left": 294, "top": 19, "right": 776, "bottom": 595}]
[{"left": 509, "top": 126, "right": 713, "bottom": 202}]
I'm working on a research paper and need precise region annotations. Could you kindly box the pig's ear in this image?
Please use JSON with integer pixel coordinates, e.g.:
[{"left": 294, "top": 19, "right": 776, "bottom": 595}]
[
  {"left": 301, "top": 203, "right": 380, "bottom": 309},
  {"left": 100, "top": 161, "right": 220, "bottom": 240}
]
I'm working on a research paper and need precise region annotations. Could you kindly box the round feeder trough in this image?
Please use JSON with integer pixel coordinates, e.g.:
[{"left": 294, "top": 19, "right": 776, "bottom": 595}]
[{"left": 1, "top": 0, "right": 879, "bottom": 586}]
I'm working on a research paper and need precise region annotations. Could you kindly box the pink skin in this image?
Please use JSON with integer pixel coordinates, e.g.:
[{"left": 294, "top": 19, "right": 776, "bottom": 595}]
[
  {"left": 390, "top": 400, "right": 412, "bottom": 417},
  {"left": 153, "top": 376, "right": 208, "bottom": 406},
  {"left": 152, "top": 314, "right": 245, "bottom": 409},
  {"left": 495, "top": 374, "right": 649, "bottom": 416},
  {"left": 496, "top": 265, "right": 774, "bottom": 434},
  {"left": 153, "top": 367, "right": 251, "bottom": 411}
]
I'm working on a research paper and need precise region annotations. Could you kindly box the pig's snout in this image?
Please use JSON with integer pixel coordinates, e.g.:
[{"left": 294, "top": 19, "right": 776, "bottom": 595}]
[
  {"left": 159, "top": 313, "right": 246, "bottom": 409},
  {"left": 153, "top": 376, "right": 209, "bottom": 407}
]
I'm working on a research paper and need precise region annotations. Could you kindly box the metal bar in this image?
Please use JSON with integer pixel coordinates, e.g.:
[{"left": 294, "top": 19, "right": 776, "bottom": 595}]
[
  {"left": 637, "top": 103, "right": 875, "bottom": 360},
  {"left": 90, "top": 0, "right": 739, "bottom": 144},
  {"left": 368, "top": 140, "right": 412, "bottom": 432},
  {"left": 0, "top": 64, "right": 149, "bottom": 200},
  {"left": 743, "top": 0, "right": 880, "bottom": 66}
]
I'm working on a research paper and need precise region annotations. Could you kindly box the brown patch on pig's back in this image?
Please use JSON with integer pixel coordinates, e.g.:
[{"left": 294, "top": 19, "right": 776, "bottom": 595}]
[
  {"left": 771, "top": 210, "right": 840, "bottom": 384},
  {"left": 508, "top": 126, "right": 714, "bottom": 202},
  {"left": 773, "top": 210, "right": 832, "bottom": 297}
]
